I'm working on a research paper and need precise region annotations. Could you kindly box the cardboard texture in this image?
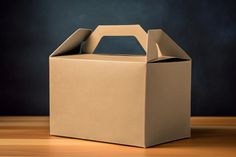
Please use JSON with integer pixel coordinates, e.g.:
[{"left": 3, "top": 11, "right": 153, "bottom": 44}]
[{"left": 49, "top": 25, "right": 191, "bottom": 147}]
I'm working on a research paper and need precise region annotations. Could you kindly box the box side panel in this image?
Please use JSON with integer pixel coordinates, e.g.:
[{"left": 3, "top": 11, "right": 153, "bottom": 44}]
[
  {"left": 145, "top": 61, "right": 191, "bottom": 147},
  {"left": 49, "top": 58, "right": 146, "bottom": 147}
]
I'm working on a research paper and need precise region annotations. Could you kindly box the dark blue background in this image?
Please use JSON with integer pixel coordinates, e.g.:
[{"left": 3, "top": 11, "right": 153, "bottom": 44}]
[{"left": 1, "top": 0, "right": 236, "bottom": 115}]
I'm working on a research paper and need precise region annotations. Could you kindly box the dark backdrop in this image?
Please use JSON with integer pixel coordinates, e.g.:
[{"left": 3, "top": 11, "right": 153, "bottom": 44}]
[{"left": 1, "top": 0, "right": 236, "bottom": 116}]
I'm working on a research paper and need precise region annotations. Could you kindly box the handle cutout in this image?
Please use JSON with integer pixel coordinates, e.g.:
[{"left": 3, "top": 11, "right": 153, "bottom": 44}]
[{"left": 91, "top": 36, "right": 146, "bottom": 55}]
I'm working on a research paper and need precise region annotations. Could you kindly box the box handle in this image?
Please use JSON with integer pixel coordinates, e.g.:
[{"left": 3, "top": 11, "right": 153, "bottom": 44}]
[
  {"left": 82, "top": 25, "right": 148, "bottom": 55},
  {"left": 50, "top": 25, "right": 190, "bottom": 62}
]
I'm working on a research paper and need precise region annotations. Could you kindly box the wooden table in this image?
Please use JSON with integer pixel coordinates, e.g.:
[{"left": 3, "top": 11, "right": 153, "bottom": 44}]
[{"left": 0, "top": 117, "right": 235, "bottom": 157}]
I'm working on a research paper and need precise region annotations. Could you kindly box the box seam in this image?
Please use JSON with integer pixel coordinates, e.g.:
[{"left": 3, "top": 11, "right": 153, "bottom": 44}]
[{"left": 144, "top": 63, "right": 148, "bottom": 147}]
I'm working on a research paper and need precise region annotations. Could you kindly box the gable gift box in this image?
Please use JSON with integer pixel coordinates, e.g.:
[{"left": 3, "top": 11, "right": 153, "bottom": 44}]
[{"left": 49, "top": 25, "right": 191, "bottom": 147}]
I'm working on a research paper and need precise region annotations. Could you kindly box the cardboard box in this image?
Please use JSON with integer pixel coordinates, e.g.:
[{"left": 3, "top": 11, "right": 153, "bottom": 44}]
[{"left": 49, "top": 25, "right": 191, "bottom": 147}]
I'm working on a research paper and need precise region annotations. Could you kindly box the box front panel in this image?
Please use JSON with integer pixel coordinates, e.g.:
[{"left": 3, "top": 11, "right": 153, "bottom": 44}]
[{"left": 50, "top": 58, "right": 146, "bottom": 146}]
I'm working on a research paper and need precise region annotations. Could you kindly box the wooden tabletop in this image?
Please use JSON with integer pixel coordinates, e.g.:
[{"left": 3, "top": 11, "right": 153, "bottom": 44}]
[{"left": 0, "top": 116, "right": 235, "bottom": 157}]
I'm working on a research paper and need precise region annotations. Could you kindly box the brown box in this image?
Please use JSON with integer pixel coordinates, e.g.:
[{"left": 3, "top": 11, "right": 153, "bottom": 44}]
[{"left": 49, "top": 25, "right": 191, "bottom": 147}]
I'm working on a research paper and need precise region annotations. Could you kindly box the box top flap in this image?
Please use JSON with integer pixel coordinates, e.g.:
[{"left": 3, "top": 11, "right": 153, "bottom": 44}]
[
  {"left": 50, "top": 28, "right": 92, "bottom": 57},
  {"left": 50, "top": 25, "right": 191, "bottom": 62},
  {"left": 147, "top": 29, "right": 191, "bottom": 62}
]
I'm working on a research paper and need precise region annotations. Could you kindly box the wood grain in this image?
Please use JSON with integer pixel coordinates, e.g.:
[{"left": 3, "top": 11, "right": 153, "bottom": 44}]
[{"left": 0, "top": 116, "right": 235, "bottom": 157}]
